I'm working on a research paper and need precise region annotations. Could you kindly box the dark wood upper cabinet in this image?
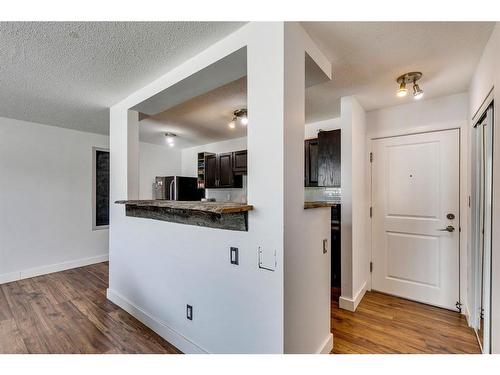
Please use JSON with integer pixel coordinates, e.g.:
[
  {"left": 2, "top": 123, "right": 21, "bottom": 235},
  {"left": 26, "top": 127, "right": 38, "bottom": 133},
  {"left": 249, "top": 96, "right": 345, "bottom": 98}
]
[
  {"left": 305, "top": 139, "right": 319, "bottom": 187},
  {"left": 317, "top": 129, "right": 341, "bottom": 187},
  {"left": 204, "top": 154, "right": 217, "bottom": 188},
  {"left": 305, "top": 129, "right": 340, "bottom": 188},
  {"left": 204, "top": 150, "right": 245, "bottom": 189},
  {"left": 217, "top": 152, "right": 234, "bottom": 188},
  {"left": 232, "top": 150, "right": 247, "bottom": 174}
]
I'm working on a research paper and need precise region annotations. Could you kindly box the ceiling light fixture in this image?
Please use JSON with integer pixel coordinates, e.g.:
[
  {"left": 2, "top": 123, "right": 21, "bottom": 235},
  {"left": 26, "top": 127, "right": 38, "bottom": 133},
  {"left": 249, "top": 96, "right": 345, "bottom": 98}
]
[
  {"left": 396, "top": 81, "right": 408, "bottom": 97},
  {"left": 228, "top": 108, "right": 248, "bottom": 129},
  {"left": 165, "top": 132, "right": 177, "bottom": 146},
  {"left": 413, "top": 82, "right": 424, "bottom": 100},
  {"left": 396, "top": 72, "right": 423, "bottom": 100}
]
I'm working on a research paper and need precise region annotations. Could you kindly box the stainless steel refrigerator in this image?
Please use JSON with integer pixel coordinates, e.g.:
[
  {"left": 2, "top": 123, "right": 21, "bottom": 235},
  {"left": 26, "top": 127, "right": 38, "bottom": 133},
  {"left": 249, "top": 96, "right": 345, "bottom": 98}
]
[{"left": 153, "top": 176, "right": 204, "bottom": 201}]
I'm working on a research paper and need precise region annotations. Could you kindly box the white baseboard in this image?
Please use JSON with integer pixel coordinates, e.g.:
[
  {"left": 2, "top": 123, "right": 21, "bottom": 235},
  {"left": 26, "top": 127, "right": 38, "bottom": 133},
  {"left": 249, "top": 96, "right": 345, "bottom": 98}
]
[
  {"left": 106, "top": 288, "right": 208, "bottom": 354},
  {"left": 339, "top": 281, "right": 367, "bottom": 312},
  {"left": 0, "top": 271, "right": 20, "bottom": 285},
  {"left": 464, "top": 302, "right": 472, "bottom": 327},
  {"left": 316, "top": 333, "right": 334, "bottom": 354},
  {"left": 0, "top": 253, "right": 109, "bottom": 285}
]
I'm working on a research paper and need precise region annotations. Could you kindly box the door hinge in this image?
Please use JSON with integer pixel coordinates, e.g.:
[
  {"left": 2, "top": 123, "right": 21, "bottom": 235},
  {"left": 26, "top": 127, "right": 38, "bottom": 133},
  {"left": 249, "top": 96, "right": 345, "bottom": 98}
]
[
  {"left": 370, "top": 261, "right": 373, "bottom": 273},
  {"left": 369, "top": 206, "right": 372, "bottom": 218},
  {"left": 370, "top": 152, "right": 373, "bottom": 163},
  {"left": 456, "top": 301, "right": 462, "bottom": 313}
]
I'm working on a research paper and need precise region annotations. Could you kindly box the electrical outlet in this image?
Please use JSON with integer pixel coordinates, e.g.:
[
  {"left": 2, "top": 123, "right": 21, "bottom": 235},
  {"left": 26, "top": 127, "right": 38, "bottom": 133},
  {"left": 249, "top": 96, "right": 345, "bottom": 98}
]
[
  {"left": 323, "top": 239, "right": 328, "bottom": 254},
  {"left": 230, "top": 247, "right": 239, "bottom": 265},
  {"left": 186, "top": 304, "right": 193, "bottom": 321}
]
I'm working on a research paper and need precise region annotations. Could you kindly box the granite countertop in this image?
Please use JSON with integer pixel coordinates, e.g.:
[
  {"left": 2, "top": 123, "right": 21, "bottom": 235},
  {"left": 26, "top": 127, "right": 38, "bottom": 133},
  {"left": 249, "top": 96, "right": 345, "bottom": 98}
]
[
  {"left": 304, "top": 201, "right": 340, "bottom": 209},
  {"left": 115, "top": 200, "right": 253, "bottom": 214}
]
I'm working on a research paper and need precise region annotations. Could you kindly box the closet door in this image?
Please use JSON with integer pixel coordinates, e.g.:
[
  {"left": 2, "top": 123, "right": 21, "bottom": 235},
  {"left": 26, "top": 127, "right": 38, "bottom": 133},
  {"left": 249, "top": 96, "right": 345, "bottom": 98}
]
[{"left": 472, "top": 105, "right": 493, "bottom": 354}]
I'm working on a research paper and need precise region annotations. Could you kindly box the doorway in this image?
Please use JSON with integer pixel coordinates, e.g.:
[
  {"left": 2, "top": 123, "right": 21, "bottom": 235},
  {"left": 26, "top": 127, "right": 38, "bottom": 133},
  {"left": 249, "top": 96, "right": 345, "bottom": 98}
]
[{"left": 371, "top": 129, "right": 460, "bottom": 310}]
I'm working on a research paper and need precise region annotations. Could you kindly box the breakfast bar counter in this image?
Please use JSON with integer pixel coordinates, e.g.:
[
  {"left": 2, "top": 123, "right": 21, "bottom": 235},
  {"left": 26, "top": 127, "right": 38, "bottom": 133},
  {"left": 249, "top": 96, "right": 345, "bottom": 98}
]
[
  {"left": 115, "top": 200, "right": 253, "bottom": 231},
  {"left": 304, "top": 201, "right": 339, "bottom": 209}
]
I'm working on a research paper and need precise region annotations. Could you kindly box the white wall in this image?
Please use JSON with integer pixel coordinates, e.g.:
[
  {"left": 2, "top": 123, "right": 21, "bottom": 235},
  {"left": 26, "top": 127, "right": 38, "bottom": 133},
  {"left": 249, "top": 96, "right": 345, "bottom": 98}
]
[
  {"left": 350, "top": 98, "right": 368, "bottom": 303},
  {"left": 336, "top": 96, "right": 368, "bottom": 311},
  {"left": 305, "top": 117, "right": 341, "bottom": 139},
  {"left": 110, "top": 22, "right": 285, "bottom": 354},
  {"left": 366, "top": 92, "right": 470, "bottom": 317},
  {"left": 139, "top": 142, "right": 182, "bottom": 200},
  {"left": 303, "top": 100, "right": 368, "bottom": 313},
  {"left": 109, "top": 22, "right": 332, "bottom": 354},
  {"left": 0, "top": 116, "right": 109, "bottom": 283},
  {"left": 469, "top": 22, "right": 500, "bottom": 353},
  {"left": 366, "top": 92, "right": 470, "bottom": 139},
  {"left": 283, "top": 22, "right": 332, "bottom": 354},
  {"left": 181, "top": 136, "right": 247, "bottom": 203}
]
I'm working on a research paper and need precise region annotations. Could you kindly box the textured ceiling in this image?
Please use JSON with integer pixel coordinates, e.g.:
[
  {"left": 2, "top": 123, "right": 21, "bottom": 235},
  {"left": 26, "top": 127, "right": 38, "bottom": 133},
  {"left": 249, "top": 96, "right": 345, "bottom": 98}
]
[
  {"left": 302, "top": 22, "right": 495, "bottom": 122},
  {"left": 140, "top": 77, "right": 247, "bottom": 148},
  {"left": 0, "top": 22, "right": 245, "bottom": 134},
  {"left": 0, "top": 22, "right": 495, "bottom": 141}
]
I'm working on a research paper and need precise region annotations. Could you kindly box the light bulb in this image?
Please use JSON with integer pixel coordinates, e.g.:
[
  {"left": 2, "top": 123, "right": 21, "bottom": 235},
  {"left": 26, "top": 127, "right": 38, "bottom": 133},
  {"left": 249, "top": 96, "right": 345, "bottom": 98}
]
[
  {"left": 240, "top": 116, "right": 248, "bottom": 126},
  {"left": 413, "top": 83, "right": 424, "bottom": 99},
  {"left": 165, "top": 132, "right": 177, "bottom": 145},
  {"left": 396, "top": 81, "right": 408, "bottom": 97},
  {"left": 228, "top": 120, "right": 236, "bottom": 129}
]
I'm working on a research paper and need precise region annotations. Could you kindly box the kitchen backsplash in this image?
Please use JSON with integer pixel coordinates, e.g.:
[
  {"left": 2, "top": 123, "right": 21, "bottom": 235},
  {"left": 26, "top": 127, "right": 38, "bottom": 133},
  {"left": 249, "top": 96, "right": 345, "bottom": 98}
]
[
  {"left": 205, "top": 175, "right": 247, "bottom": 203},
  {"left": 205, "top": 179, "right": 340, "bottom": 204},
  {"left": 304, "top": 187, "right": 341, "bottom": 203}
]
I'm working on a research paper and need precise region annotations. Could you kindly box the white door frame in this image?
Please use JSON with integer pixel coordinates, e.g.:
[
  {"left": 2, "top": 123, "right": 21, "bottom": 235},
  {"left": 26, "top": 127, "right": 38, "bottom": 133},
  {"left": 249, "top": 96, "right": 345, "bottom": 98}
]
[{"left": 368, "top": 126, "right": 466, "bottom": 313}]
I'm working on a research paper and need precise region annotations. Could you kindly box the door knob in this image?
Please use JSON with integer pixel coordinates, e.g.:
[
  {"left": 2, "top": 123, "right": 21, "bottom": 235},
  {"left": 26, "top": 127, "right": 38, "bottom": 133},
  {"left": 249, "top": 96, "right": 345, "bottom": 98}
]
[{"left": 437, "top": 225, "right": 455, "bottom": 233}]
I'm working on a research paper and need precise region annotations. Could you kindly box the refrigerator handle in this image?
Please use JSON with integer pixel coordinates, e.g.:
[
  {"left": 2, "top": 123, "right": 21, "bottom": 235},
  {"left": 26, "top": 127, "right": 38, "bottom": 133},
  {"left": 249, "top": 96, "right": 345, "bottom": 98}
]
[{"left": 169, "top": 178, "right": 175, "bottom": 200}]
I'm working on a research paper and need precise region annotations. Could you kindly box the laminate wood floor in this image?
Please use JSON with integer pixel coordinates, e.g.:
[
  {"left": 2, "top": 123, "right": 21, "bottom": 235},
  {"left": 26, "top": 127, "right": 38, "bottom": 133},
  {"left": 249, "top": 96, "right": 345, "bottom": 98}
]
[
  {"left": 0, "top": 262, "right": 180, "bottom": 354},
  {"left": 331, "top": 291, "right": 481, "bottom": 354},
  {"left": 0, "top": 263, "right": 481, "bottom": 354}
]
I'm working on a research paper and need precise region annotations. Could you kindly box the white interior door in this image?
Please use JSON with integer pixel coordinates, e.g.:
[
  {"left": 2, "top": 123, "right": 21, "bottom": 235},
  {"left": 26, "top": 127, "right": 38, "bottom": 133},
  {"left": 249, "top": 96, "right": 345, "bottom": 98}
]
[{"left": 371, "top": 129, "right": 460, "bottom": 310}]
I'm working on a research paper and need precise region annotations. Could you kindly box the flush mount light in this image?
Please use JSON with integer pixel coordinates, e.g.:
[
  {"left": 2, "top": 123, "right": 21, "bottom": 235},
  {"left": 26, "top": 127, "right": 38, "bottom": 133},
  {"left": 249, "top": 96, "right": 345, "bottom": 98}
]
[
  {"left": 396, "top": 72, "right": 423, "bottom": 100},
  {"left": 228, "top": 108, "right": 248, "bottom": 128},
  {"left": 165, "top": 132, "right": 177, "bottom": 147}
]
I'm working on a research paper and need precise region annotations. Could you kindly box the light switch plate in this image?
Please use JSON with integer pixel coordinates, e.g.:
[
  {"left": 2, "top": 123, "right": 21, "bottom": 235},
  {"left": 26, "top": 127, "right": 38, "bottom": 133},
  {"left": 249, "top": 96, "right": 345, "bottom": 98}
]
[{"left": 230, "top": 247, "right": 239, "bottom": 265}]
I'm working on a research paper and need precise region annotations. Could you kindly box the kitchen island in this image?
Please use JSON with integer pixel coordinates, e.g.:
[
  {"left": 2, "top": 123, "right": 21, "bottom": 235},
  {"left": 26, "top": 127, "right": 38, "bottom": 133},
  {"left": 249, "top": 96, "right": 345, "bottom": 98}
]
[{"left": 115, "top": 200, "right": 253, "bottom": 231}]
